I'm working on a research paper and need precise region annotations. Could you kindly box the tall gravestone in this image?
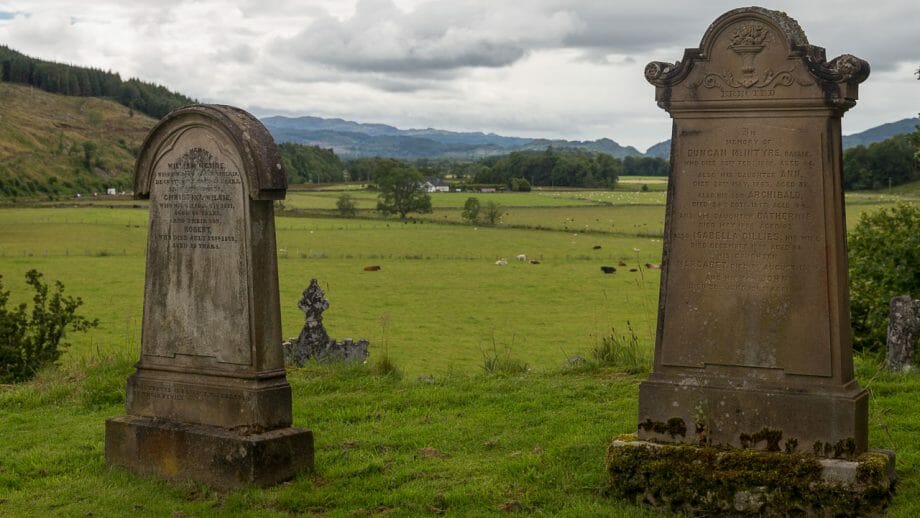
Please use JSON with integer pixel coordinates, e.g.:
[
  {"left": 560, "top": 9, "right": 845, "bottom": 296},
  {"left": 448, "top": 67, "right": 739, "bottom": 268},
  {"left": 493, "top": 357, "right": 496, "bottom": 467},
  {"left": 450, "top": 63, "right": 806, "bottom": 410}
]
[
  {"left": 640, "top": 7, "right": 870, "bottom": 452},
  {"left": 105, "top": 104, "right": 313, "bottom": 487}
]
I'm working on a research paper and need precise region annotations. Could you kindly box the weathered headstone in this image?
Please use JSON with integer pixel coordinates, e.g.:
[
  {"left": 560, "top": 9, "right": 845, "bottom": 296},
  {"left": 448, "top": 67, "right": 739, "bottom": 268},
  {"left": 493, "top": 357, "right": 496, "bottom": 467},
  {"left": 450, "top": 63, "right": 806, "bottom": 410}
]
[
  {"left": 283, "top": 278, "right": 369, "bottom": 365},
  {"left": 885, "top": 295, "right": 920, "bottom": 372},
  {"left": 640, "top": 7, "right": 870, "bottom": 453},
  {"left": 105, "top": 104, "right": 313, "bottom": 487},
  {"left": 606, "top": 8, "right": 897, "bottom": 514}
]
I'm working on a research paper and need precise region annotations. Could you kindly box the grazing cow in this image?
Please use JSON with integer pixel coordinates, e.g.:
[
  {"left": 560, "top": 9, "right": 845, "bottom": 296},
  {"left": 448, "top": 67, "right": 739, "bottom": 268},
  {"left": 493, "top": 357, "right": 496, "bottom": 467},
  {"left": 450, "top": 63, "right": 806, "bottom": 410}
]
[
  {"left": 363, "top": 265, "right": 381, "bottom": 271},
  {"left": 593, "top": 245, "right": 602, "bottom": 250},
  {"left": 495, "top": 259, "right": 508, "bottom": 266},
  {"left": 516, "top": 254, "right": 527, "bottom": 262},
  {"left": 645, "top": 263, "right": 661, "bottom": 270},
  {"left": 618, "top": 260, "right": 627, "bottom": 267},
  {"left": 529, "top": 259, "right": 541, "bottom": 265},
  {"left": 600, "top": 266, "right": 617, "bottom": 274}
]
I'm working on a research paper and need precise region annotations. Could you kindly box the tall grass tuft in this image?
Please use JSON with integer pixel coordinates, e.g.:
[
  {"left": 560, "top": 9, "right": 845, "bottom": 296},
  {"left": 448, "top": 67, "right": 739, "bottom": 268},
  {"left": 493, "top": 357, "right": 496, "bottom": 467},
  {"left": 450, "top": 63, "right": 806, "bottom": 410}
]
[
  {"left": 371, "top": 313, "right": 401, "bottom": 377},
  {"left": 480, "top": 333, "right": 529, "bottom": 375},
  {"left": 592, "top": 322, "right": 651, "bottom": 375}
]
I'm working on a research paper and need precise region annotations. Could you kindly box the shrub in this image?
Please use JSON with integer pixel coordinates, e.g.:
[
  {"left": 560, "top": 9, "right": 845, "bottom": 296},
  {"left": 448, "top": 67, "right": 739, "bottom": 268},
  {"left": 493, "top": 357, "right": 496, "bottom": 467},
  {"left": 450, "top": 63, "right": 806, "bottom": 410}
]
[
  {"left": 0, "top": 270, "right": 98, "bottom": 383},
  {"left": 848, "top": 204, "right": 920, "bottom": 351},
  {"left": 510, "top": 177, "right": 531, "bottom": 192},
  {"left": 482, "top": 201, "right": 503, "bottom": 226},
  {"left": 336, "top": 193, "right": 358, "bottom": 217},
  {"left": 461, "top": 197, "right": 481, "bottom": 224}
]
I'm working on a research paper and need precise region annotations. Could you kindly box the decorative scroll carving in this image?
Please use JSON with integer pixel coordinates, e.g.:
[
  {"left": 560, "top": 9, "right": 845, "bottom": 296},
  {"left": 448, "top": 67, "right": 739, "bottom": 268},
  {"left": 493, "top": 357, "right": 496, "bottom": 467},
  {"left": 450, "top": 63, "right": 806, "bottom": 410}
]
[
  {"left": 701, "top": 66, "right": 814, "bottom": 89},
  {"left": 645, "top": 61, "right": 682, "bottom": 86},
  {"left": 827, "top": 54, "right": 870, "bottom": 83}
]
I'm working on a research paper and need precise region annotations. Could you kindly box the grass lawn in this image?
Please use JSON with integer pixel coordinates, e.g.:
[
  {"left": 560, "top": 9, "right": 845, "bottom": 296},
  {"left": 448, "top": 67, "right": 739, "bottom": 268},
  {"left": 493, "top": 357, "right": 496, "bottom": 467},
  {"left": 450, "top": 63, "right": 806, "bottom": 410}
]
[{"left": 1, "top": 185, "right": 918, "bottom": 515}]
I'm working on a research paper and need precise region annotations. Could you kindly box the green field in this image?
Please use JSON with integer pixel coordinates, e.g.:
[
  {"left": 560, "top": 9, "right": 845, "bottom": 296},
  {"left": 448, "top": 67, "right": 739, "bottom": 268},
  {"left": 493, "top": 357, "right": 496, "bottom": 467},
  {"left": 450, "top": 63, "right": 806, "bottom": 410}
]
[
  {"left": 1, "top": 184, "right": 917, "bottom": 377},
  {"left": 2, "top": 184, "right": 920, "bottom": 516}
]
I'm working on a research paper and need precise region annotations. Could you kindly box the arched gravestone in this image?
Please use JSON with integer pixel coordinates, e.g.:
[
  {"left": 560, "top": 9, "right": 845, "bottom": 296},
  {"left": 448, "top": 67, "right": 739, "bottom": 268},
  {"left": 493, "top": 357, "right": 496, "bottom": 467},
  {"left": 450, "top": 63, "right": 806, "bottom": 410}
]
[
  {"left": 105, "top": 104, "right": 313, "bottom": 487},
  {"left": 640, "top": 7, "right": 870, "bottom": 452}
]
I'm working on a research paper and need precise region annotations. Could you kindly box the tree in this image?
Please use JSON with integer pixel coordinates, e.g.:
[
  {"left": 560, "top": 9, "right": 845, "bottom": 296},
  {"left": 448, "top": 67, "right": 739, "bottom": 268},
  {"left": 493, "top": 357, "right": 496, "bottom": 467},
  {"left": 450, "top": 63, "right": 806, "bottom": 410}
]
[
  {"left": 278, "top": 143, "right": 345, "bottom": 184},
  {"left": 510, "top": 177, "right": 531, "bottom": 192},
  {"left": 913, "top": 68, "right": 919, "bottom": 161},
  {"left": 375, "top": 162, "right": 432, "bottom": 219},
  {"left": 482, "top": 201, "right": 503, "bottom": 225},
  {"left": 843, "top": 134, "right": 918, "bottom": 191},
  {"left": 81, "top": 141, "right": 97, "bottom": 170},
  {"left": 848, "top": 204, "right": 920, "bottom": 351},
  {"left": 0, "top": 270, "right": 98, "bottom": 383},
  {"left": 461, "top": 197, "right": 481, "bottom": 224},
  {"left": 336, "top": 193, "right": 358, "bottom": 217}
]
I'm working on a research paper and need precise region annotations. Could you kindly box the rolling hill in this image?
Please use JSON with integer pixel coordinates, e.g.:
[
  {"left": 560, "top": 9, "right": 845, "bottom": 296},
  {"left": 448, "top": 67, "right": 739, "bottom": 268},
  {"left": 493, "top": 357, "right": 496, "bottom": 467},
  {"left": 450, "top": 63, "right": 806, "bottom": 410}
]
[
  {"left": 0, "top": 82, "right": 156, "bottom": 199},
  {"left": 261, "top": 115, "right": 644, "bottom": 160}
]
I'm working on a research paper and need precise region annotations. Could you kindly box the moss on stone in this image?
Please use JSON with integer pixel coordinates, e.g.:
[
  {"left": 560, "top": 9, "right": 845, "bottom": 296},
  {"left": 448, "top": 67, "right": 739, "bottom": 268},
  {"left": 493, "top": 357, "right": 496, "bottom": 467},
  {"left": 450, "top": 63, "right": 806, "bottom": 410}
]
[
  {"left": 637, "top": 417, "right": 687, "bottom": 438},
  {"left": 606, "top": 441, "right": 894, "bottom": 516}
]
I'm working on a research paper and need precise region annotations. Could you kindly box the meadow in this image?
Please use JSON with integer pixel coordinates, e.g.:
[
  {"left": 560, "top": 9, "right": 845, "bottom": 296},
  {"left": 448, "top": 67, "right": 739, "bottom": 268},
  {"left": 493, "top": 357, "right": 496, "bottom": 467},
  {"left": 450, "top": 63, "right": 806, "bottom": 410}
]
[{"left": 1, "top": 182, "right": 919, "bottom": 516}]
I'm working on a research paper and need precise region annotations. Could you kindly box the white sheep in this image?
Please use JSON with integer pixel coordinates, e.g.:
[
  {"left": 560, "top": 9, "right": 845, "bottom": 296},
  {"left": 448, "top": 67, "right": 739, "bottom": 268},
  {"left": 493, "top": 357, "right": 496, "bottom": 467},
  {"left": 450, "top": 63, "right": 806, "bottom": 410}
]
[
  {"left": 515, "top": 254, "right": 527, "bottom": 262},
  {"left": 495, "top": 258, "right": 508, "bottom": 266}
]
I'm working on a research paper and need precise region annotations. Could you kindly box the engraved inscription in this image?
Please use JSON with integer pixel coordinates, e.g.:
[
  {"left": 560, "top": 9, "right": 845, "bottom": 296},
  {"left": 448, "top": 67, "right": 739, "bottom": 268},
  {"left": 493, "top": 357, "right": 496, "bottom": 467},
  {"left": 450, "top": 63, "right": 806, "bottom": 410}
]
[
  {"left": 135, "top": 383, "right": 245, "bottom": 402},
  {"left": 142, "top": 134, "right": 252, "bottom": 366},
  {"left": 660, "top": 121, "right": 831, "bottom": 376},
  {"left": 153, "top": 147, "right": 242, "bottom": 253}
]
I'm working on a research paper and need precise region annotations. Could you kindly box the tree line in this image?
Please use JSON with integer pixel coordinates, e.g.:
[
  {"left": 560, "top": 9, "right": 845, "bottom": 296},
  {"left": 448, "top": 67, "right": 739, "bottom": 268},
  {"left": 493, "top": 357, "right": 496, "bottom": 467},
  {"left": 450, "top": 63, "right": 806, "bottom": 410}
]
[
  {"left": 277, "top": 144, "right": 668, "bottom": 189},
  {"left": 280, "top": 130, "right": 920, "bottom": 194},
  {"left": 278, "top": 143, "right": 345, "bottom": 184},
  {"left": 0, "top": 45, "right": 194, "bottom": 119},
  {"left": 843, "top": 133, "right": 919, "bottom": 191}
]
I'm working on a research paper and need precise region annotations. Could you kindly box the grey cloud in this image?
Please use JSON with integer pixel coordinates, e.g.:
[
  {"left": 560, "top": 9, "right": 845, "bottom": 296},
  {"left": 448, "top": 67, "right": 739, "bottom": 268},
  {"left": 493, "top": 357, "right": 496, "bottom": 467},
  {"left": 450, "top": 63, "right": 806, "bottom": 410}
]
[
  {"left": 545, "top": 1, "right": 918, "bottom": 72},
  {"left": 272, "top": 0, "right": 572, "bottom": 77},
  {"left": 214, "top": 43, "right": 258, "bottom": 64}
]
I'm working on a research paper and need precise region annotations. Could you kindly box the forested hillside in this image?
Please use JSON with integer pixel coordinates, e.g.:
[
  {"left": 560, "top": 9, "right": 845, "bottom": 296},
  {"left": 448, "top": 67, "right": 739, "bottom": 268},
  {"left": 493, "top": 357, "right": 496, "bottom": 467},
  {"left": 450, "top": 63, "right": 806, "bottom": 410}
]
[
  {"left": 0, "top": 45, "right": 194, "bottom": 119},
  {"left": 278, "top": 143, "right": 345, "bottom": 183},
  {"left": 0, "top": 82, "right": 156, "bottom": 199}
]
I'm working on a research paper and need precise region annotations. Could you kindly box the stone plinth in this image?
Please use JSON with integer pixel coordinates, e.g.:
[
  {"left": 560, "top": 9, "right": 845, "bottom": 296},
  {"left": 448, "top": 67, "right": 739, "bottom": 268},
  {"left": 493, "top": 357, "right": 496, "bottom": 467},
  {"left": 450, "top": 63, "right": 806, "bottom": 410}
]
[
  {"left": 105, "top": 104, "right": 312, "bottom": 487},
  {"left": 639, "top": 7, "right": 870, "bottom": 453},
  {"left": 106, "top": 416, "right": 314, "bottom": 488}
]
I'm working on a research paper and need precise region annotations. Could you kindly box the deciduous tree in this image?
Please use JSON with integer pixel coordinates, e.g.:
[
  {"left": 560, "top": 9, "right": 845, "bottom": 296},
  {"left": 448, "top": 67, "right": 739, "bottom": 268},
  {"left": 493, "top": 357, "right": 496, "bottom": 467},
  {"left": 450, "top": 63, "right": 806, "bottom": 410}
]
[{"left": 375, "top": 162, "right": 432, "bottom": 219}]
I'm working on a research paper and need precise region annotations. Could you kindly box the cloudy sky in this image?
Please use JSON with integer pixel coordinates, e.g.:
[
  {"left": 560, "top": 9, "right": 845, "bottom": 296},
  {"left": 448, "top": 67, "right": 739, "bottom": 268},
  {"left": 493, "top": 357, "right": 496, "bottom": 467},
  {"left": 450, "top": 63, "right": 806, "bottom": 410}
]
[{"left": 0, "top": 1, "right": 917, "bottom": 151}]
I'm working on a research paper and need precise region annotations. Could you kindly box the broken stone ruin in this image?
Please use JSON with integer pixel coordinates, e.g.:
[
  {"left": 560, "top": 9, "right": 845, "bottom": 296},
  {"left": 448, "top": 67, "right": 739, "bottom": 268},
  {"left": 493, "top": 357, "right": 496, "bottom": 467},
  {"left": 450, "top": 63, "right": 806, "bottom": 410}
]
[
  {"left": 283, "top": 278, "right": 369, "bottom": 365},
  {"left": 885, "top": 295, "right": 920, "bottom": 373}
]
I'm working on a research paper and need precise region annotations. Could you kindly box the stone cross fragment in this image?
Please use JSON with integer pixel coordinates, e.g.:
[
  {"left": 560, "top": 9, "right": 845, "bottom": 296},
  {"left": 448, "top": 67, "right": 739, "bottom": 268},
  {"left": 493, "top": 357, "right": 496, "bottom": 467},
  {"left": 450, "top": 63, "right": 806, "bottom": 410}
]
[{"left": 284, "top": 278, "right": 369, "bottom": 365}]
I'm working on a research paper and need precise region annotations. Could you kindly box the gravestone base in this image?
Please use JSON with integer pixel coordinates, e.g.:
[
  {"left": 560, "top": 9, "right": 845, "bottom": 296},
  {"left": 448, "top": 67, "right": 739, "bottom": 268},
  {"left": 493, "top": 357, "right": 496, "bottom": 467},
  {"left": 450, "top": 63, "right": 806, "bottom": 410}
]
[
  {"left": 125, "top": 369, "right": 295, "bottom": 432},
  {"left": 639, "top": 377, "right": 868, "bottom": 453},
  {"left": 105, "top": 416, "right": 313, "bottom": 489},
  {"left": 607, "top": 438, "right": 895, "bottom": 516}
]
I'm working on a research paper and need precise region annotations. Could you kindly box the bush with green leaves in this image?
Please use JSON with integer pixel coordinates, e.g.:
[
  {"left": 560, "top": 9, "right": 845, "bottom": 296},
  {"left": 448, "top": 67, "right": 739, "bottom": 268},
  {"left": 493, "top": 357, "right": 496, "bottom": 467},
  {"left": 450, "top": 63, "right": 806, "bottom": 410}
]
[
  {"left": 0, "top": 270, "right": 98, "bottom": 383},
  {"left": 848, "top": 204, "right": 920, "bottom": 351},
  {"left": 482, "top": 201, "right": 503, "bottom": 225},
  {"left": 509, "top": 177, "right": 531, "bottom": 192},
  {"left": 336, "top": 193, "right": 358, "bottom": 217},
  {"left": 461, "top": 196, "right": 481, "bottom": 224}
]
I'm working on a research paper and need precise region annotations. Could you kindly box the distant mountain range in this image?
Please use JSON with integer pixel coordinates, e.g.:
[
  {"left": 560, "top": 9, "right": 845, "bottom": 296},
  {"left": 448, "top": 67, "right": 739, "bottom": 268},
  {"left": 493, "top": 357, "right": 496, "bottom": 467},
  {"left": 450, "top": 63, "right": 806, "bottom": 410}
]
[
  {"left": 644, "top": 117, "right": 919, "bottom": 159},
  {"left": 261, "top": 115, "right": 644, "bottom": 160}
]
